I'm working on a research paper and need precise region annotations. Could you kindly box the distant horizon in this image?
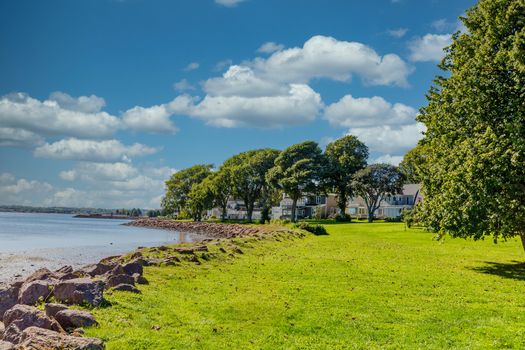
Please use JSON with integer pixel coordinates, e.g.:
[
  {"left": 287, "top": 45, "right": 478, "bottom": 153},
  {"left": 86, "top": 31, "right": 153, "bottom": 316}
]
[{"left": 0, "top": 0, "right": 475, "bottom": 208}]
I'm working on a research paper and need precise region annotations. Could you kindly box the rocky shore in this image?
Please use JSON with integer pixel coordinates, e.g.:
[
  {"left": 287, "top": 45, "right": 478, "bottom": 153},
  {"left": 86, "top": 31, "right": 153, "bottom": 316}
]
[
  {"left": 0, "top": 221, "right": 302, "bottom": 349},
  {"left": 127, "top": 218, "right": 265, "bottom": 238}
]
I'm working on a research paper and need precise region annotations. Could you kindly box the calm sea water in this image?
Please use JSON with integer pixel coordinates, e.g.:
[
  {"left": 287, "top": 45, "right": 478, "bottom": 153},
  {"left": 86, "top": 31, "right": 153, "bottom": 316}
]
[{"left": 0, "top": 212, "right": 203, "bottom": 284}]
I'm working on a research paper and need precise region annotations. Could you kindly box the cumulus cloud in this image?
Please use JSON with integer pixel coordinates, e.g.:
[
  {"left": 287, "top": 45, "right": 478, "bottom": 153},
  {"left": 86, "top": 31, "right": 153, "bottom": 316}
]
[
  {"left": 48, "top": 91, "right": 106, "bottom": 113},
  {"left": 0, "top": 127, "right": 45, "bottom": 147},
  {"left": 408, "top": 34, "right": 452, "bottom": 62},
  {"left": 372, "top": 154, "right": 404, "bottom": 166},
  {"left": 325, "top": 94, "right": 417, "bottom": 128},
  {"left": 215, "top": 0, "right": 246, "bottom": 7},
  {"left": 170, "top": 84, "right": 322, "bottom": 128},
  {"left": 387, "top": 28, "right": 408, "bottom": 38},
  {"left": 257, "top": 42, "right": 285, "bottom": 53},
  {"left": 0, "top": 93, "right": 120, "bottom": 139},
  {"left": 34, "top": 138, "right": 159, "bottom": 162},
  {"left": 0, "top": 173, "right": 54, "bottom": 206},
  {"left": 248, "top": 35, "right": 412, "bottom": 86},
  {"left": 348, "top": 123, "right": 426, "bottom": 154},
  {"left": 122, "top": 103, "right": 178, "bottom": 134}
]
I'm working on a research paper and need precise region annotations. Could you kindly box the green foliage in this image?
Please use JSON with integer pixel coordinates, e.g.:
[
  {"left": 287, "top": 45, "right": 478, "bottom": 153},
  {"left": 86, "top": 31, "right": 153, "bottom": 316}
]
[
  {"left": 352, "top": 164, "right": 405, "bottom": 222},
  {"left": 323, "top": 135, "right": 368, "bottom": 216},
  {"left": 206, "top": 169, "right": 233, "bottom": 221},
  {"left": 223, "top": 149, "right": 280, "bottom": 222},
  {"left": 292, "top": 222, "right": 328, "bottom": 235},
  {"left": 187, "top": 176, "right": 215, "bottom": 221},
  {"left": 399, "top": 145, "right": 427, "bottom": 184},
  {"left": 267, "top": 141, "right": 326, "bottom": 222},
  {"left": 414, "top": 0, "right": 525, "bottom": 246},
  {"left": 161, "top": 165, "right": 212, "bottom": 217},
  {"left": 384, "top": 216, "right": 402, "bottom": 223},
  {"left": 334, "top": 213, "right": 352, "bottom": 222},
  {"left": 87, "top": 223, "right": 525, "bottom": 349}
]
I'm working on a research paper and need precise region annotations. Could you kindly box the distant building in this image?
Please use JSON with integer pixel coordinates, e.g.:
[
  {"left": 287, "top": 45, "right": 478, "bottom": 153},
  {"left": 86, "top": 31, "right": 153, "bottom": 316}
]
[
  {"left": 271, "top": 193, "right": 338, "bottom": 220},
  {"left": 208, "top": 199, "right": 262, "bottom": 220},
  {"left": 346, "top": 183, "right": 423, "bottom": 219}
]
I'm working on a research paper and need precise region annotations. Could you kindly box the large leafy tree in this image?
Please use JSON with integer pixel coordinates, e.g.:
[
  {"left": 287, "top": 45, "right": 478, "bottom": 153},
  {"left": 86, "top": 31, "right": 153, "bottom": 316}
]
[
  {"left": 207, "top": 169, "right": 233, "bottom": 221},
  {"left": 161, "top": 164, "right": 212, "bottom": 216},
  {"left": 324, "top": 135, "right": 368, "bottom": 219},
  {"left": 399, "top": 143, "right": 428, "bottom": 184},
  {"left": 223, "top": 149, "right": 280, "bottom": 222},
  {"left": 187, "top": 176, "right": 215, "bottom": 221},
  {"left": 352, "top": 164, "right": 405, "bottom": 223},
  {"left": 414, "top": 0, "right": 525, "bottom": 250},
  {"left": 267, "top": 141, "right": 326, "bottom": 222}
]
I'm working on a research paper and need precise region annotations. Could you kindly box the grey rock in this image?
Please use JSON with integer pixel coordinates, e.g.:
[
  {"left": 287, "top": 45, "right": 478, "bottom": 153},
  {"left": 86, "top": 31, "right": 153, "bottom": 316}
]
[
  {"left": 55, "top": 309, "right": 97, "bottom": 329},
  {"left": 132, "top": 273, "right": 148, "bottom": 285},
  {"left": 17, "top": 327, "right": 104, "bottom": 350},
  {"left": 44, "top": 303, "right": 68, "bottom": 318},
  {"left": 0, "top": 340, "right": 14, "bottom": 350},
  {"left": 105, "top": 274, "right": 134, "bottom": 289},
  {"left": 82, "top": 263, "right": 114, "bottom": 277},
  {"left": 53, "top": 278, "right": 104, "bottom": 306},
  {"left": 3, "top": 304, "right": 63, "bottom": 335},
  {"left": 18, "top": 280, "right": 53, "bottom": 305},
  {"left": 122, "top": 261, "right": 143, "bottom": 276},
  {"left": 0, "top": 287, "right": 19, "bottom": 320}
]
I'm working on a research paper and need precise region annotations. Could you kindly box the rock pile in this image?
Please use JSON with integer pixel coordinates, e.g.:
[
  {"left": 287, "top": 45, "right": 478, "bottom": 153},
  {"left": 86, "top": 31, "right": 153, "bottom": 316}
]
[
  {"left": 0, "top": 256, "right": 149, "bottom": 349},
  {"left": 128, "top": 219, "right": 264, "bottom": 238}
]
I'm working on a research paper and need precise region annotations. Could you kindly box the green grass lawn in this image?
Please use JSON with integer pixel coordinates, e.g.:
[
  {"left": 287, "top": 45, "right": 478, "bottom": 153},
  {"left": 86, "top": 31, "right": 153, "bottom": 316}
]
[{"left": 86, "top": 223, "right": 525, "bottom": 349}]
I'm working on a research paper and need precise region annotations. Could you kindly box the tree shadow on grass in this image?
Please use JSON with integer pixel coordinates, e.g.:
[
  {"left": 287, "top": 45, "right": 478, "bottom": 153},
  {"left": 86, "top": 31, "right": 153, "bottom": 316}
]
[{"left": 471, "top": 261, "right": 525, "bottom": 281}]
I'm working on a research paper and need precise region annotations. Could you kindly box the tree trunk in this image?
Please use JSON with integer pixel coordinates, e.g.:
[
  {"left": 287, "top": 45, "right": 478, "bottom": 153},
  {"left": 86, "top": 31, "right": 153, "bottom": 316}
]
[
  {"left": 221, "top": 205, "right": 227, "bottom": 221},
  {"left": 246, "top": 202, "right": 253, "bottom": 222},
  {"left": 367, "top": 205, "right": 375, "bottom": 223},
  {"left": 291, "top": 198, "right": 298, "bottom": 222},
  {"left": 520, "top": 234, "right": 525, "bottom": 253}
]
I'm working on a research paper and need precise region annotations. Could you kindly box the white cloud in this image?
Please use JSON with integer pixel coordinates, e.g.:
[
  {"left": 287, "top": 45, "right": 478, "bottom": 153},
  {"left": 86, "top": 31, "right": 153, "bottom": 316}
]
[
  {"left": 203, "top": 65, "right": 287, "bottom": 97},
  {"left": 34, "top": 138, "right": 159, "bottom": 162},
  {"left": 170, "top": 84, "right": 322, "bottom": 128},
  {"left": 183, "top": 62, "right": 200, "bottom": 71},
  {"left": 214, "top": 59, "right": 233, "bottom": 71},
  {"left": 48, "top": 91, "right": 106, "bottom": 113},
  {"left": 431, "top": 18, "right": 455, "bottom": 32},
  {"left": 215, "top": 0, "right": 246, "bottom": 7},
  {"left": 387, "top": 28, "right": 408, "bottom": 38},
  {"left": 257, "top": 42, "right": 285, "bottom": 53},
  {"left": 409, "top": 34, "right": 452, "bottom": 62},
  {"left": 249, "top": 35, "right": 412, "bottom": 87},
  {"left": 59, "top": 170, "right": 77, "bottom": 181},
  {"left": 0, "top": 174, "right": 54, "bottom": 206},
  {"left": 61, "top": 162, "right": 139, "bottom": 182},
  {"left": 0, "top": 127, "right": 45, "bottom": 147},
  {"left": 173, "top": 79, "right": 196, "bottom": 92},
  {"left": 348, "top": 123, "right": 426, "bottom": 154},
  {"left": 325, "top": 94, "right": 417, "bottom": 128},
  {"left": 0, "top": 93, "right": 121, "bottom": 139},
  {"left": 122, "top": 103, "right": 178, "bottom": 134},
  {"left": 372, "top": 154, "right": 404, "bottom": 166}
]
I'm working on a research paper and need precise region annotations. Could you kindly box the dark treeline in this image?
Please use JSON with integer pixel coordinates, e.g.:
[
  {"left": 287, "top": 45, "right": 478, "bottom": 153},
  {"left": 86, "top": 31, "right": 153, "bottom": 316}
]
[{"left": 161, "top": 135, "right": 405, "bottom": 223}]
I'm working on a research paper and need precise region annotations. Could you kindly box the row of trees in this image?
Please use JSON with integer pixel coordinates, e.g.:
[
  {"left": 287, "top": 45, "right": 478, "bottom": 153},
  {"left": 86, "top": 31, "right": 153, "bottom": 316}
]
[{"left": 162, "top": 135, "right": 405, "bottom": 222}]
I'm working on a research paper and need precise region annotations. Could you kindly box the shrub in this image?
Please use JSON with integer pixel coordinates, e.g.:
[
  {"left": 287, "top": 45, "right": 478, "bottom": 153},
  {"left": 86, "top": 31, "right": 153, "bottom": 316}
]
[
  {"left": 384, "top": 216, "right": 402, "bottom": 222},
  {"left": 334, "top": 214, "right": 352, "bottom": 222},
  {"left": 293, "top": 222, "right": 328, "bottom": 236}
]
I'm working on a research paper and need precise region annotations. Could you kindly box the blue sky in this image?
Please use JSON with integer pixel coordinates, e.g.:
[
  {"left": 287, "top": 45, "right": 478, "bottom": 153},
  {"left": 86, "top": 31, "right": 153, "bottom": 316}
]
[{"left": 0, "top": 0, "right": 475, "bottom": 208}]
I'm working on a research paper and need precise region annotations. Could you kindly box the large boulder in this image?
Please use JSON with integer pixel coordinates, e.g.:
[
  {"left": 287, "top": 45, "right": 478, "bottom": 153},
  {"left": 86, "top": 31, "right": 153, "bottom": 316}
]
[
  {"left": 1, "top": 324, "right": 20, "bottom": 344},
  {"left": 0, "top": 340, "right": 14, "bottom": 350},
  {"left": 105, "top": 274, "right": 134, "bottom": 289},
  {"left": 3, "top": 305, "right": 63, "bottom": 334},
  {"left": 24, "top": 268, "right": 56, "bottom": 284},
  {"left": 17, "top": 327, "right": 104, "bottom": 350},
  {"left": 55, "top": 266, "right": 73, "bottom": 275},
  {"left": 122, "top": 261, "right": 143, "bottom": 276},
  {"left": 112, "top": 284, "right": 140, "bottom": 294},
  {"left": 53, "top": 279, "right": 104, "bottom": 307},
  {"left": 82, "top": 263, "right": 114, "bottom": 277},
  {"left": 44, "top": 303, "right": 68, "bottom": 319},
  {"left": 132, "top": 273, "right": 148, "bottom": 285},
  {"left": 18, "top": 280, "right": 53, "bottom": 305},
  {"left": 0, "top": 321, "right": 4, "bottom": 337},
  {"left": 0, "top": 287, "right": 19, "bottom": 320},
  {"left": 55, "top": 310, "right": 97, "bottom": 330}
]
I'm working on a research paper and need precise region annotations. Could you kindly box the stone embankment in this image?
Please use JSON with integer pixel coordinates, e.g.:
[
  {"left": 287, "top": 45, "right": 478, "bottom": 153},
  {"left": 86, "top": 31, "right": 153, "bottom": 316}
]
[
  {"left": 0, "top": 255, "right": 150, "bottom": 349},
  {"left": 127, "top": 218, "right": 264, "bottom": 238}
]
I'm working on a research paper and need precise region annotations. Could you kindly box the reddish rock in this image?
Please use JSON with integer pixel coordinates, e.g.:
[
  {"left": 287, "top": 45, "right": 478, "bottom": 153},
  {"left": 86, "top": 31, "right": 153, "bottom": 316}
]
[
  {"left": 17, "top": 327, "right": 104, "bottom": 350},
  {"left": 55, "top": 309, "right": 97, "bottom": 329},
  {"left": 112, "top": 284, "right": 140, "bottom": 294},
  {"left": 0, "top": 287, "right": 19, "bottom": 320},
  {"left": 82, "top": 263, "right": 114, "bottom": 277},
  {"left": 53, "top": 278, "right": 104, "bottom": 306},
  {"left": 44, "top": 303, "right": 68, "bottom": 318},
  {"left": 24, "top": 268, "right": 56, "bottom": 284},
  {"left": 3, "top": 304, "right": 63, "bottom": 343},
  {"left": 55, "top": 266, "right": 73, "bottom": 275},
  {"left": 18, "top": 280, "right": 53, "bottom": 305},
  {"left": 193, "top": 245, "right": 209, "bottom": 251},
  {"left": 175, "top": 247, "right": 194, "bottom": 254},
  {"left": 0, "top": 321, "right": 4, "bottom": 338}
]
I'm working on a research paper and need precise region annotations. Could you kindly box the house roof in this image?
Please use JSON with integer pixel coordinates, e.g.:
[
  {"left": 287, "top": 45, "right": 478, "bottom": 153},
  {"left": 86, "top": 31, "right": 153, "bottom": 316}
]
[{"left": 402, "top": 184, "right": 421, "bottom": 196}]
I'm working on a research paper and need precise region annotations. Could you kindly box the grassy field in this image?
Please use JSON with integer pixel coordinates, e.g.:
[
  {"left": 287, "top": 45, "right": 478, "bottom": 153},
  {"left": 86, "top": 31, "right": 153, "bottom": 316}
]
[{"left": 86, "top": 223, "right": 525, "bottom": 349}]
